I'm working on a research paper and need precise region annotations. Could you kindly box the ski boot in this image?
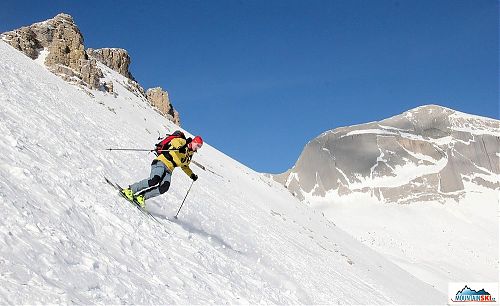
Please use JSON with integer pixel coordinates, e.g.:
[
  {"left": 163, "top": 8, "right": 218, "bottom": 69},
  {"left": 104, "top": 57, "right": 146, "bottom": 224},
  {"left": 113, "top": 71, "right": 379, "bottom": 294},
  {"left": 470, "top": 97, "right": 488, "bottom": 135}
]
[
  {"left": 134, "top": 194, "right": 146, "bottom": 209},
  {"left": 120, "top": 187, "right": 134, "bottom": 202}
]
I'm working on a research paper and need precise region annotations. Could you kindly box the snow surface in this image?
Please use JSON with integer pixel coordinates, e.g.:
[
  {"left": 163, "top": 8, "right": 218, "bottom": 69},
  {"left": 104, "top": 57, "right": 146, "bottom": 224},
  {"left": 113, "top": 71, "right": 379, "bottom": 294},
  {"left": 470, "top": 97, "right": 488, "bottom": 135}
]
[
  {"left": 34, "top": 48, "right": 49, "bottom": 67},
  {"left": 304, "top": 177, "right": 499, "bottom": 296},
  {"left": 0, "top": 41, "right": 447, "bottom": 304},
  {"left": 349, "top": 152, "right": 448, "bottom": 189},
  {"left": 342, "top": 129, "right": 398, "bottom": 137}
]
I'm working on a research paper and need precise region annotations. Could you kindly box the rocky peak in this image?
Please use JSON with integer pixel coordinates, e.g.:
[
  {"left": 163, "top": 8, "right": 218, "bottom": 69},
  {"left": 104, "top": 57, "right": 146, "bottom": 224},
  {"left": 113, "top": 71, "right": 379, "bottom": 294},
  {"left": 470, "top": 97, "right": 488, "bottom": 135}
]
[
  {"left": 145, "top": 87, "right": 181, "bottom": 125},
  {"left": 2, "top": 13, "right": 103, "bottom": 89},
  {"left": 87, "top": 48, "right": 134, "bottom": 80},
  {"left": 273, "top": 105, "right": 500, "bottom": 204},
  {"left": 2, "top": 13, "right": 181, "bottom": 126}
]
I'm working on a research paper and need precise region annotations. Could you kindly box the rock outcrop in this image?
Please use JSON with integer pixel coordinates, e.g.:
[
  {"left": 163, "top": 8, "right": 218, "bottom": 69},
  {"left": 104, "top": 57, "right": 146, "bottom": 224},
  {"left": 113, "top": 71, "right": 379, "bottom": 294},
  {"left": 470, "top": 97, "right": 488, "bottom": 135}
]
[
  {"left": 146, "top": 87, "right": 181, "bottom": 125},
  {"left": 1, "top": 13, "right": 103, "bottom": 89},
  {"left": 273, "top": 105, "right": 500, "bottom": 204},
  {"left": 2, "top": 13, "right": 181, "bottom": 126},
  {"left": 0, "top": 26, "right": 41, "bottom": 59},
  {"left": 87, "top": 48, "right": 134, "bottom": 80}
]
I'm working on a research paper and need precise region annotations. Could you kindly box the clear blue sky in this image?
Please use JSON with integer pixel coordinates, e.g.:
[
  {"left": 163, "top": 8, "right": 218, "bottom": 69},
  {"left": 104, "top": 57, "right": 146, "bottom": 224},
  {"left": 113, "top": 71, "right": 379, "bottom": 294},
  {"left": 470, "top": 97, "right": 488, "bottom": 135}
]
[{"left": 2, "top": 0, "right": 498, "bottom": 173}]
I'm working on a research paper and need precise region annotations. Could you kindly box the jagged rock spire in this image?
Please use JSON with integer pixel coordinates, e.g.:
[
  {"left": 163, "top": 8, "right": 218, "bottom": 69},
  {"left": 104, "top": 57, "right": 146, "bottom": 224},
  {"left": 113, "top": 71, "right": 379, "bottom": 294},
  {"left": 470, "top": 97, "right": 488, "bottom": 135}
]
[
  {"left": 2, "top": 13, "right": 103, "bottom": 89},
  {"left": 2, "top": 13, "right": 181, "bottom": 125}
]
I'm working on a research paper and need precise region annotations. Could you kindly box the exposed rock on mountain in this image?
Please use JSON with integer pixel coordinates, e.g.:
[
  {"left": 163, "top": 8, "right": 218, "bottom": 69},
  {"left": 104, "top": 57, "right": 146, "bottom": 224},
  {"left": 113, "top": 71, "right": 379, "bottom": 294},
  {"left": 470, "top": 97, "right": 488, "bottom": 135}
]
[
  {"left": 1, "top": 13, "right": 103, "bottom": 89},
  {"left": 273, "top": 105, "right": 500, "bottom": 204},
  {"left": 146, "top": 87, "right": 181, "bottom": 125},
  {"left": 87, "top": 48, "right": 134, "bottom": 80},
  {"left": 0, "top": 26, "right": 41, "bottom": 59},
  {"left": 1, "top": 13, "right": 181, "bottom": 125}
]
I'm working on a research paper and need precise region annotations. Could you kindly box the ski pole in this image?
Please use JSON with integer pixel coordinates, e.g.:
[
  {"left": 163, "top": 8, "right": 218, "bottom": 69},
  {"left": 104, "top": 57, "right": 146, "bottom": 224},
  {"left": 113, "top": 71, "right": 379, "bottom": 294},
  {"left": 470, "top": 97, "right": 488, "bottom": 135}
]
[
  {"left": 175, "top": 180, "right": 195, "bottom": 219},
  {"left": 106, "top": 148, "right": 154, "bottom": 152},
  {"left": 191, "top": 160, "right": 224, "bottom": 178},
  {"left": 105, "top": 148, "right": 180, "bottom": 152}
]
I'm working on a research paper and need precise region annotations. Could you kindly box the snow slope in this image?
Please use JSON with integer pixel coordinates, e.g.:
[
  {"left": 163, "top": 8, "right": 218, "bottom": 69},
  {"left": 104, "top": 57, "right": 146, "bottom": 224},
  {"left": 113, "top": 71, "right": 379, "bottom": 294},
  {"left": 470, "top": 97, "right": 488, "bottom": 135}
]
[
  {"left": 308, "top": 187, "right": 499, "bottom": 295},
  {"left": 0, "top": 40, "right": 445, "bottom": 304}
]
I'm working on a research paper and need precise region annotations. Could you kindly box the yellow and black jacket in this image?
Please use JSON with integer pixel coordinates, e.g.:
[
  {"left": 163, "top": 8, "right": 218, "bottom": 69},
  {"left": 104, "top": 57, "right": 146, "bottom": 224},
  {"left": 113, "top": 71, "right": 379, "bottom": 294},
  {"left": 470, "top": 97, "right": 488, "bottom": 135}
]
[{"left": 155, "top": 138, "right": 194, "bottom": 177}]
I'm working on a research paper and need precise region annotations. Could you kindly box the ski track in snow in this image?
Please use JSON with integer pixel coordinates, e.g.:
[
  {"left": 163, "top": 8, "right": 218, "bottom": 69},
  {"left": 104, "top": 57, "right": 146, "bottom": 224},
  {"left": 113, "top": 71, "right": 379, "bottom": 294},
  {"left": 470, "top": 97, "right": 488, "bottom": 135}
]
[{"left": 0, "top": 41, "right": 446, "bottom": 304}]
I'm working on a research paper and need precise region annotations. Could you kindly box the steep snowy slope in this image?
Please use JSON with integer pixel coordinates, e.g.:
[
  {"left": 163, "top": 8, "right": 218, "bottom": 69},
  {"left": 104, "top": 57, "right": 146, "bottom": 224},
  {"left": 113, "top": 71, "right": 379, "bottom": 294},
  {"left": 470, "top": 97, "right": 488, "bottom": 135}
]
[{"left": 0, "top": 41, "right": 445, "bottom": 304}]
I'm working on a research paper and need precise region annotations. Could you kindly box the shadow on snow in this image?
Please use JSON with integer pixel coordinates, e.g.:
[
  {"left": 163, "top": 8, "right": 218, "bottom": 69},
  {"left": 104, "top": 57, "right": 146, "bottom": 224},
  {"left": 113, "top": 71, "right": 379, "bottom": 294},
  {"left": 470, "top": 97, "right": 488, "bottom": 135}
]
[{"left": 150, "top": 210, "right": 243, "bottom": 254}]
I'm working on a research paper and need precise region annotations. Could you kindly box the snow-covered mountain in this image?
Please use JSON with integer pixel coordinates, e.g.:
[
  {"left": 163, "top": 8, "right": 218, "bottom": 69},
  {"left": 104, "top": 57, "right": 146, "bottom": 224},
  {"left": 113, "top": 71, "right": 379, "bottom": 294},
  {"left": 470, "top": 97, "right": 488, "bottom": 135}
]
[
  {"left": 273, "top": 105, "right": 499, "bottom": 204},
  {"left": 0, "top": 39, "right": 448, "bottom": 304},
  {"left": 272, "top": 104, "right": 499, "bottom": 293}
]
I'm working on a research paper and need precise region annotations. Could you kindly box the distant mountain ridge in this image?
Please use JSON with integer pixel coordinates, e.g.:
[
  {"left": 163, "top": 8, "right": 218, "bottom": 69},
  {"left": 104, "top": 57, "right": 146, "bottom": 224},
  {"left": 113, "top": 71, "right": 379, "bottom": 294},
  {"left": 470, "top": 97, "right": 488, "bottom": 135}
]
[
  {"left": 272, "top": 105, "right": 499, "bottom": 204},
  {"left": 1, "top": 13, "right": 180, "bottom": 125}
]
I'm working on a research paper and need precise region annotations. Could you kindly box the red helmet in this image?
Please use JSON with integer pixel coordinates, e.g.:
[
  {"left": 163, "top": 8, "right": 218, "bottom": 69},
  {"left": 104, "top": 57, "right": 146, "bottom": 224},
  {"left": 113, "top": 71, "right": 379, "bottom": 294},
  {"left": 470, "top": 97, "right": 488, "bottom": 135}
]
[{"left": 190, "top": 136, "right": 203, "bottom": 151}]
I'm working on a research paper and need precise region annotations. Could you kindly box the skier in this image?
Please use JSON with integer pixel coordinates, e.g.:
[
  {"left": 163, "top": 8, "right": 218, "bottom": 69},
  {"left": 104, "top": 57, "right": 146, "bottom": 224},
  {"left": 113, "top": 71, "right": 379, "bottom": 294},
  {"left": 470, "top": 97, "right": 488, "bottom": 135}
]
[{"left": 121, "top": 134, "right": 203, "bottom": 208}]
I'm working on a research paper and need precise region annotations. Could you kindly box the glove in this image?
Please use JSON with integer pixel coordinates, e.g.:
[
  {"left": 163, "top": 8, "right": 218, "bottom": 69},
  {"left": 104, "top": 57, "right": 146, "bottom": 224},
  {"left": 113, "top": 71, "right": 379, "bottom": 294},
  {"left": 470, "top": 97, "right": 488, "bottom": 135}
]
[{"left": 190, "top": 173, "right": 198, "bottom": 181}]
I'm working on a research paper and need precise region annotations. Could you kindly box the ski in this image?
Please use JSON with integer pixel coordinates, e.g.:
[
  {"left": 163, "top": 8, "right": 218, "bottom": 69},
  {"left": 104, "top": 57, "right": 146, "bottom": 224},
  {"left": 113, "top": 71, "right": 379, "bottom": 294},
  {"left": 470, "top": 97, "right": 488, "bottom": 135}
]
[{"left": 104, "top": 177, "right": 161, "bottom": 224}]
